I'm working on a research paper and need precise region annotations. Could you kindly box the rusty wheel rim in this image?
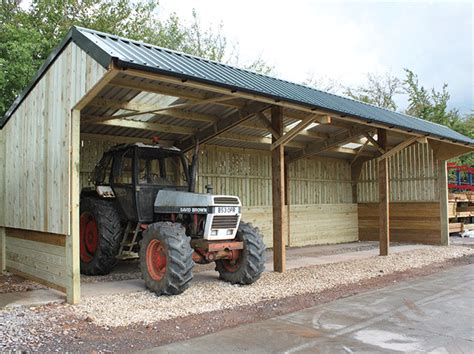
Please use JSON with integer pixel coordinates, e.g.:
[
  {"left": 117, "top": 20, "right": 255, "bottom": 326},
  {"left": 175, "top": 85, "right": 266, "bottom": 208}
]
[
  {"left": 146, "top": 239, "right": 167, "bottom": 281},
  {"left": 80, "top": 212, "right": 98, "bottom": 263},
  {"left": 222, "top": 250, "right": 242, "bottom": 273}
]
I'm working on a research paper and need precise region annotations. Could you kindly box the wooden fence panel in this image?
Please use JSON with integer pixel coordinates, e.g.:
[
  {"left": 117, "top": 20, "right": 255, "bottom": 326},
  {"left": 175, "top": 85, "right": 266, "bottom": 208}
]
[
  {"left": 358, "top": 202, "right": 441, "bottom": 244},
  {"left": 358, "top": 143, "right": 438, "bottom": 202}
]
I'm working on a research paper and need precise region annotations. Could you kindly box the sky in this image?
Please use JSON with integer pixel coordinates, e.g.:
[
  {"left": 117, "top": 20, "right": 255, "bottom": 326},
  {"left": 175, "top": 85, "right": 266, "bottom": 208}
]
[{"left": 158, "top": 0, "right": 473, "bottom": 115}]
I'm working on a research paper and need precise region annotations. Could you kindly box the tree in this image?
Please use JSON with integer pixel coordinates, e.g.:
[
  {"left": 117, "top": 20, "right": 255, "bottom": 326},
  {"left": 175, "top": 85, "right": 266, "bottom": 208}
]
[
  {"left": 344, "top": 73, "right": 402, "bottom": 110},
  {"left": 403, "top": 69, "right": 464, "bottom": 129},
  {"left": 0, "top": 0, "right": 273, "bottom": 117},
  {"left": 302, "top": 73, "right": 341, "bottom": 93}
]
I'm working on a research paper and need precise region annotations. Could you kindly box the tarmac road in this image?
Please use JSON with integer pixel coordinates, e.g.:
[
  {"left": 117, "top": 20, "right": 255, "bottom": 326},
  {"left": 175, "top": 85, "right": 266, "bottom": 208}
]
[{"left": 152, "top": 263, "right": 474, "bottom": 353}]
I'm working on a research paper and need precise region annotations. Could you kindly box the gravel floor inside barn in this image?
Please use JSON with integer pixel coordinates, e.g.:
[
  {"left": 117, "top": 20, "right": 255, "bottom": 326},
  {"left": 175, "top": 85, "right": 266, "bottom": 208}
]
[
  {"left": 74, "top": 246, "right": 472, "bottom": 326},
  {"left": 1, "top": 245, "right": 472, "bottom": 351}
]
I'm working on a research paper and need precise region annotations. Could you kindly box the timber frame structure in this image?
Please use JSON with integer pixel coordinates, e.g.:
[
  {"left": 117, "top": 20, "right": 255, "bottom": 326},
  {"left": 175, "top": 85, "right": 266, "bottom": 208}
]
[{"left": 0, "top": 26, "right": 473, "bottom": 303}]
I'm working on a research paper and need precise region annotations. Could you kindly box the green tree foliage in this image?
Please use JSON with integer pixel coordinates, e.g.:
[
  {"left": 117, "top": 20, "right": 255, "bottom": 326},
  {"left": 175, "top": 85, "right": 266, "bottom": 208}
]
[
  {"left": 0, "top": 0, "right": 273, "bottom": 116},
  {"left": 404, "top": 69, "right": 464, "bottom": 129}
]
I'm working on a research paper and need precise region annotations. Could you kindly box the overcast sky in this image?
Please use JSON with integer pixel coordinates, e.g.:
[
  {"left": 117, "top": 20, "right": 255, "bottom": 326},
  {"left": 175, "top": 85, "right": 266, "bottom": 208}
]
[{"left": 158, "top": 0, "right": 472, "bottom": 115}]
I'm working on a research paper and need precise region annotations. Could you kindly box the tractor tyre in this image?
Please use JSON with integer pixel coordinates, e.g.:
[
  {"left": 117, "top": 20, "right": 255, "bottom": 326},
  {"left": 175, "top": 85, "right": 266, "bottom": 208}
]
[
  {"left": 80, "top": 197, "right": 122, "bottom": 275},
  {"left": 140, "top": 222, "right": 194, "bottom": 296},
  {"left": 215, "top": 222, "right": 266, "bottom": 285}
]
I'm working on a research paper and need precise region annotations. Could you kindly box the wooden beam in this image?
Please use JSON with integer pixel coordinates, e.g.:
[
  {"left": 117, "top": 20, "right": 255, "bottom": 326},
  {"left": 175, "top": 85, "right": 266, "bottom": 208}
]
[
  {"left": 377, "top": 136, "right": 426, "bottom": 161},
  {"left": 364, "top": 133, "right": 386, "bottom": 154},
  {"left": 331, "top": 146, "right": 377, "bottom": 158},
  {"left": 215, "top": 132, "right": 305, "bottom": 149},
  {"left": 256, "top": 112, "right": 280, "bottom": 139},
  {"left": 351, "top": 158, "right": 370, "bottom": 203},
  {"left": 110, "top": 77, "right": 244, "bottom": 109},
  {"left": 74, "top": 66, "right": 120, "bottom": 110},
  {"left": 378, "top": 129, "right": 389, "bottom": 256},
  {"left": 351, "top": 140, "right": 371, "bottom": 164},
  {"left": 271, "top": 106, "right": 286, "bottom": 273},
  {"left": 438, "top": 159, "right": 449, "bottom": 246},
  {"left": 114, "top": 72, "right": 474, "bottom": 151},
  {"left": 0, "top": 227, "right": 5, "bottom": 271},
  {"left": 83, "top": 96, "right": 233, "bottom": 123},
  {"left": 68, "top": 109, "right": 81, "bottom": 304},
  {"left": 124, "top": 69, "right": 340, "bottom": 118},
  {"left": 83, "top": 118, "right": 197, "bottom": 136},
  {"left": 271, "top": 116, "right": 316, "bottom": 150},
  {"left": 89, "top": 98, "right": 218, "bottom": 124},
  {"left": 178, "top": 102, "right": 270, "bottom": 151},
  {"left": 80, "top": 133, "right": 173, "bottom": 146},
  {"left": 287, "top": 126, "right": 371, "bottom": 163}
]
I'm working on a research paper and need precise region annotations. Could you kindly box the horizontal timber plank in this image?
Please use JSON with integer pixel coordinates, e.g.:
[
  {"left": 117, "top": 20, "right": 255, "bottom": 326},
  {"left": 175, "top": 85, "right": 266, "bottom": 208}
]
[
  {"left": 358, "top": 202, "right": 441, "bottom": 245},
  {"left": 6, "top": 228, "right": 66, "bottom": 247}
]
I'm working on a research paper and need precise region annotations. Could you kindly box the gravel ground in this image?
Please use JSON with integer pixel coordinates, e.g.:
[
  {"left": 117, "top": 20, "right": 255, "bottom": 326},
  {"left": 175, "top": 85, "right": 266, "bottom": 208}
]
[
  {"left": 0, "top": 272, "right": 46, "bottom": 294},
  {"left": 0, "top": 246, "right": 472, "bottom": 351},
  {"left": 73, "top": 246, "right": 473, "bottom": 327}
]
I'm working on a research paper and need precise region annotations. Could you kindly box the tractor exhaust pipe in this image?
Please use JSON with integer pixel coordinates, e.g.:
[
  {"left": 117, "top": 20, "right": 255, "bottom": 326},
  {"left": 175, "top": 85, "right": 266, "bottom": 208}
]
[{"left": 188, "top": 140, "right": 199, "bottom": 193}]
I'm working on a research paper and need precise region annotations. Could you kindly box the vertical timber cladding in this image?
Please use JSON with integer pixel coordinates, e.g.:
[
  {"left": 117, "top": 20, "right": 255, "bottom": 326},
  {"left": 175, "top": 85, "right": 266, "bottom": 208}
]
[
  {"left": 1, "top": 43, "right": 106, "bottom": 292},
  {"left": 357, "top": 143, "right": 442, "bottom": 244},
  {"left": 0, "top": 129, "right": 5, "bottom": 270},
  {"left": 197, "top": 145, "right": 358, "bottom": 247}
]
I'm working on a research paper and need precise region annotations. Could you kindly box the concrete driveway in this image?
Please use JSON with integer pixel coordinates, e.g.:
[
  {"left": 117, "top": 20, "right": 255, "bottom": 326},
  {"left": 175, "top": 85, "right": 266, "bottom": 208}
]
[{"left": 153, "top": 264, "right": 474, "bottom": 353}]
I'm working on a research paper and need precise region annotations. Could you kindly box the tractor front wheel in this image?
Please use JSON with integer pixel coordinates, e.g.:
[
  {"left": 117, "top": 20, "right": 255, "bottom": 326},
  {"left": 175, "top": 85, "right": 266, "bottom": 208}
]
[
  {"left": 215, "top": 222, "right": 266, "bottom": 285},
  {"left": 140, "top": 222, "right": 194, "bottom": 296}
]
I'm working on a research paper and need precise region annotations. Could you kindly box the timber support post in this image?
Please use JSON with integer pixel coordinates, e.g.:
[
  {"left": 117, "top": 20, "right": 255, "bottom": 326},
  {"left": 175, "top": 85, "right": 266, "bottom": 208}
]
[
  {"left": 67, "top": 109, "right": 81, "bottom": 304},
  {"left": 378, "top": 129, "right": 389, "bottom": 256},
  {"left": 0, "top": 227, "right": 5, "bottom": 272},
  {"left": 272, "top": 106, "right": 286, "bottom": 272},
  {"left": 438, "top": 159, "right": 449, "bottom": 245}
]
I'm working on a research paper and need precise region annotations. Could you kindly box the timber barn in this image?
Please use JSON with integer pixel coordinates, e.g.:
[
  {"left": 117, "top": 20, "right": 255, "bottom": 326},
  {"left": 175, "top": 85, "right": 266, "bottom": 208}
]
[{"left": 0, "top": 27, "right": 472, "bottom": 303}]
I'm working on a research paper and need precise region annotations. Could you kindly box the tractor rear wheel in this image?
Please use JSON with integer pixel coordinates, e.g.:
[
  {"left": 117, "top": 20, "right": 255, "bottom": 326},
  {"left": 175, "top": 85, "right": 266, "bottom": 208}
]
[
  {"left": 139, "top": 222, "right": 194, "bottom": 296},
  {"left": 215, "top": 222, "right": 266, "bottom": 285},
  {"left": 80, "top": 198, "right": 122, "bottom": 275}
]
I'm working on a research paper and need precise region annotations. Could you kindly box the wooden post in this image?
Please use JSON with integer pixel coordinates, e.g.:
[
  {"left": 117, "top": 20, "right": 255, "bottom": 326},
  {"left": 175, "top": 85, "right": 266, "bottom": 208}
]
[
  {"left": 272, "top": 106, "right": 286, "bottom": 272},
  {"left": 378, "top": 129, "right": 389, "bottom": 256},
  {"left": 67, "top": 109, "right": 81, "bottom": 304},
  {"left": 438, "top": 160, "right": 449, "bottom": 245},
  {"left": 0, "top": 227, "right": 5, "bottom": 272},
  {"left": 284, "top": 161, "right": 291, "bottom": 247}
]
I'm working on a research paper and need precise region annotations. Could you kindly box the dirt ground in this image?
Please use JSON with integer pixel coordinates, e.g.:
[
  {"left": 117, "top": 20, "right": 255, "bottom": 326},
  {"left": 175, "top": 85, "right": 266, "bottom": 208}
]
[{"left": 2, "top": 252, "right": 472, "bottom": 352}]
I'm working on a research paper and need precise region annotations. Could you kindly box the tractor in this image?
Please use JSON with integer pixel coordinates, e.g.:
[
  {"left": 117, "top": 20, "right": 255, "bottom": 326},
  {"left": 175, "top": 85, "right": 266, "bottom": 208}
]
[{"left": 80, "top": 142, "right": 266, "bottom": 295}]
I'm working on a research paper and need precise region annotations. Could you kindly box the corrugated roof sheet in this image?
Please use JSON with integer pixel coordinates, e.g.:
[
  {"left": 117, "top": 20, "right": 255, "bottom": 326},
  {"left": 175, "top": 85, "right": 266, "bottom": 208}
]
[{"left": 1, "top": 26, "right": 472, "bottom": 147}]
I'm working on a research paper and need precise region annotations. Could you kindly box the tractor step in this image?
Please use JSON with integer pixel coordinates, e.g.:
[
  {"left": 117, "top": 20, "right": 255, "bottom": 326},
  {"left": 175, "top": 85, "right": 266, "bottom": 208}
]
[
  {"left": 120, "top": 242, "right": 137, "bottom": 247},
  {"left": 116, "top": 251, "right": 139, "bottom": 260}
]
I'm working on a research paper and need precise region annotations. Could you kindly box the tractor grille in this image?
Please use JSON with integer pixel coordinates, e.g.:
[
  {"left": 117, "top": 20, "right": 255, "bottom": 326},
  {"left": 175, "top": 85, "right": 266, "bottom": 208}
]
[
  {"left": 214, "top": 197, "right": 239, "bottom": 205},
  {"left": 211, "top": 215, "right": 239, "bottom": 229}
]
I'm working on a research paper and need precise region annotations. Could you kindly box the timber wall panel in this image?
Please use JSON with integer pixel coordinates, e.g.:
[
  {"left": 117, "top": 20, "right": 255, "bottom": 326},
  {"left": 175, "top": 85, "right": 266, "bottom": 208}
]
[
  {"left": 197, "top": 145, "right": 353, "bottom": 205},
  {"left": 2, "top": 43, "right": 106, "bottom": 234},
  {"left": 0, "top": 129, "right": 5, "bottom": 226},
  {"left": 358, "top": 143, "right": 438, "bottom": 202},
  {"left": 242, "top": 204, "right": 358, "bottom": 248},
  {"left": 358, "top": 202, "right": 441, "bottom": 244},
  {"left": 5, "top": 228, "right": 67, "bottom": 291},
  {"left": 2, "top": 43, "right": 105, "bottom": 292},
  {"left": 290, "top": 204, "right": 358, "bottom": 246}
]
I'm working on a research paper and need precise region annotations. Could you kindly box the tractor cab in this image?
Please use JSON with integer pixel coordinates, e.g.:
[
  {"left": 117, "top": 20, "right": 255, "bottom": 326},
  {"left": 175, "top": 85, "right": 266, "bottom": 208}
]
[{"left": 90, "top": 143, "right": 190, "bottom": 223}]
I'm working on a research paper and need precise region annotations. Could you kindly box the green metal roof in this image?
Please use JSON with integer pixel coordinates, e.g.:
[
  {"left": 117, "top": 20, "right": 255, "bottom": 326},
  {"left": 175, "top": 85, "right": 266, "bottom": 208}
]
[{"left": 1, "top": 26, "right": 472, "bottom": 147}]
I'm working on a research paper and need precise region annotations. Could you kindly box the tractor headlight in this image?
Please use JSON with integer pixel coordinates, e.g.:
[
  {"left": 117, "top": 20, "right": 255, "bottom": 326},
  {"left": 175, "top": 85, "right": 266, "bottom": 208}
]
[
  {"left": 226, "top": 229, "right": 233, "bottom": 235},
  {"left": 211, "top": 230, "right": 218, "bottom": 236}
]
